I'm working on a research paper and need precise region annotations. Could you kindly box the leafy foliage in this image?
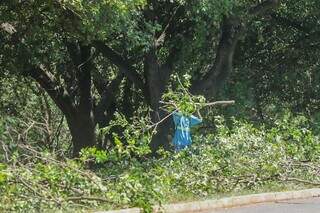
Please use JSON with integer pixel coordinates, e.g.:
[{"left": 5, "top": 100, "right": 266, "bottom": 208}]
[
  {"left": 1, "top": 0, "right": 320, "bottom": 212},
  {"left": 162, "top": 74, "right": 206, "bottom": 115},
  {"left": 2, "top": 113, "right": 320, "bottom": 212}
]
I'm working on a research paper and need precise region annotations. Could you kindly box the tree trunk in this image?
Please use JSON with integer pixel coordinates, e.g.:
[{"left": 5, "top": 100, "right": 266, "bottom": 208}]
[
  {"left": 66, "top": 44, "right": 97, "bottom": 156},
  {"left": 191, "top": 16, "right": 243, "bottom": 98},
  {"left": 150, "top": 114, "right": 174, "bottom": 153},
  {"left": 144, "top": 49, "right": 174, "bottom": 152},
  {"left": 66, "top": 112, "right": 96, "bottom": 157}
]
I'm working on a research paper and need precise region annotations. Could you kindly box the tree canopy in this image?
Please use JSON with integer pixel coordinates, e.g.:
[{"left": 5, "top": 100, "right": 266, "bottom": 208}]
[{"left": 2, "top": 0, "right": 319, "bottom": 155}]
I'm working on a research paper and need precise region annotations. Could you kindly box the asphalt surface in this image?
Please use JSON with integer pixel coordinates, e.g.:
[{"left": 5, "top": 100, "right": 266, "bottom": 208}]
[{"left": 205, "top": 197, "right": 320, "bottom": 213}]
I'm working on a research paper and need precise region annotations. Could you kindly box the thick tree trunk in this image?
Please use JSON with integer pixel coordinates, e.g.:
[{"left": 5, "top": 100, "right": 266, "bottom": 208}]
[
  {"left": 144, "top": 49, "right": 174, "bottom": 152},
  {"left": 29, "top": 65, "right": 97, "bottom": 156},
  {"left": 66, "top": 44, "right": 97, "bottom": 156},
  {"left": 66, "top": 112, "right": 96, "bottom": 156}
]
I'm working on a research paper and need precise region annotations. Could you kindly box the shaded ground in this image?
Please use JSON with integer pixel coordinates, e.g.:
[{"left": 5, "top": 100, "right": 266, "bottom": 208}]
[{"left": 207, "top": 197, "right": 320, "bottom": 213}]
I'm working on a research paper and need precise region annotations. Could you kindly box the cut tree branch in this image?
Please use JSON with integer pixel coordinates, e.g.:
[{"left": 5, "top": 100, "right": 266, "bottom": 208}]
[
  {"left": 284, "top": 177, "right": 320, "bottom": 186},
  {"left": 65, "top": 196, "right": 113, "bottom": 203},
  {"left": 160, "top": 100, "right": 235, "bottom": 107},
  {"left": 200, "top": 100, "right": 235, "bottom": 106}
]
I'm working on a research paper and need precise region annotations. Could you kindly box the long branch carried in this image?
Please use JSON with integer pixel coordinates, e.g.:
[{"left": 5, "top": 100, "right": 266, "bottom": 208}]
[
  {"left": 160, "top": 100, "right": 235, "bottom": 108},
  {"left": 148, "top": 100, "right": 235, "bottom": 130}
]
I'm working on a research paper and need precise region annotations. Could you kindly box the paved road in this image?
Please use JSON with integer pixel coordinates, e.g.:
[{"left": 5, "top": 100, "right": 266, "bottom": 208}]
[{"left": 205, "top": 197, "right": 320, "bottom": 213}]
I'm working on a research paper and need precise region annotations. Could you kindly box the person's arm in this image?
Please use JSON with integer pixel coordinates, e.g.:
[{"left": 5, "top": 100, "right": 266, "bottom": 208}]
[{"left": 190, "top": 114, "right": 202, "bottom": 126}]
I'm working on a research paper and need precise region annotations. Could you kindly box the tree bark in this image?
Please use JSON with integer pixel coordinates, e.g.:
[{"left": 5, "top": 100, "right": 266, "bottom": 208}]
[
  {"left": 143, "top": 49, "right": 175, "bottom": 152},
  {"left": 70, "top": 44, "right": 96, "bottom": 156},
  {"left": 191, "top": 16, "right": 243, "bottom": 98},
  {"left": 28, "top": 64, "right": 96, "bottom": 156},
  {"left": 66, "top": 113, "right": 96, "bottom": 156}
]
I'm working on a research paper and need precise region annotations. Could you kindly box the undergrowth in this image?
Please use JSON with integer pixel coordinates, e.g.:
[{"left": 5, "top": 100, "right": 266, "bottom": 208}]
[{"left": 1, "top": 113, "right": 320, "bottom": 212}]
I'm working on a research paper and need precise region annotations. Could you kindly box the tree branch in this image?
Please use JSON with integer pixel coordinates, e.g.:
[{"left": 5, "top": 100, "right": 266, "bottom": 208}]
[
  {"left": 191, "top": 16, "right": 243, "bottom": 97},
  {"left": 155, "top": 5, "right": 181, "bottom": 47},
  {"left": 249, "top": 0, "right": 280, "bottom": 16},
  {"left": 284, "top": 177, "right": 320, "bottom": 186},
  {"left": 26, "top": 66, "right": 75, "bottom": 116},
  {"left": 93, "top": 41, "right": 145, "bottom": 93},
  {"left": 65, "top": 196, "right": 113, "bottom": 203},
  {"left": 65, "top": 42, "right": 94, "bottom": 112},
  {"left": 92, "top": 68, "right": 108, "bottom": 95},
  {"left": 191, "top": 1, "right": 281, "bottom": 98},
  {"left": 94, "top": 73, "right": 124, "bottom": 126},
  {"left": 271, "top": 13, "right": 311, "bottom": 34}
]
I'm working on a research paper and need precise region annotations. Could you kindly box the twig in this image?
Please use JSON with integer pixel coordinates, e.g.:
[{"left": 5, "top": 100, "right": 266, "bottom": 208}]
[
  {"left": 147, "top": 109, "right": 178, "bottom": 131},
  {"left": 17, "top": 176, "right": 43, "bottom": 198},
  {"left": 65, "top": 196, "right": 113, "bottom": 203},
  {"left": 17, "top": 144, "right": 103, "bottom": 189},
  {"left": 176, "top": 75, "right": 193, "bottom": 98},
  {"left": 53, "top": 115, "right": 64, "bottom": 150},
  {"left": 0, "top": 140, "right": 10, "bottom": 162},
  {"left": 284, "top": 177, "right": 320, "bottom": 186}
]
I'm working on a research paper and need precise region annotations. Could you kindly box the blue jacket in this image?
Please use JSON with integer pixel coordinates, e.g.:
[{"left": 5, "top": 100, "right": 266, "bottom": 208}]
[{"left": 172, "top": 112, "right": 202, "bottom": 151}]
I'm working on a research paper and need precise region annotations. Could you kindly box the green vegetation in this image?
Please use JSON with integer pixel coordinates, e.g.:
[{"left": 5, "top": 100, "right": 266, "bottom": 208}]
[
  {"left": 1, "top": 0, "right": 320, "bottom": 212},
  {"left": 1, "top": 113, "right": 320, "bottom": 212}
]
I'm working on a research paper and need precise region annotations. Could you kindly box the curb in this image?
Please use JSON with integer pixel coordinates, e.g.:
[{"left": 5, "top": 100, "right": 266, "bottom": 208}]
[
  {"left": 95, "top": 208, "right": 141, "bottom": 213},
  {"left": 97, "top": 188, "right": 320, "bottom": 213}
]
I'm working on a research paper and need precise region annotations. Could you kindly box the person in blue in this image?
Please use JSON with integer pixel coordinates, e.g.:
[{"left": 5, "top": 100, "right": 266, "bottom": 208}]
[{"left": 172, "top": 111, "right": 202, "bottom": 151}]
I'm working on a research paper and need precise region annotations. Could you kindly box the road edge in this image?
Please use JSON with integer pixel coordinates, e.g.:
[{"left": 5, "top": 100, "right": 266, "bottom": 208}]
[{"left": 96, "top": 188, "right": 320, "bottom": 213}]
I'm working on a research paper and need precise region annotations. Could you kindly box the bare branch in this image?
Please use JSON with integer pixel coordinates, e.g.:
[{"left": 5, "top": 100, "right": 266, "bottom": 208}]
[
  {"left": 284, "top": 177, "right": 320, "bottom": 186},
  {"left": 155, "top": 5, "right": 181, "bottom": 47},
  {"left": 201, "top": 100, "right": 235, "bottom": 106},
  {"left": 65, "top": 196, "right": 113, "bottom": 203}
]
